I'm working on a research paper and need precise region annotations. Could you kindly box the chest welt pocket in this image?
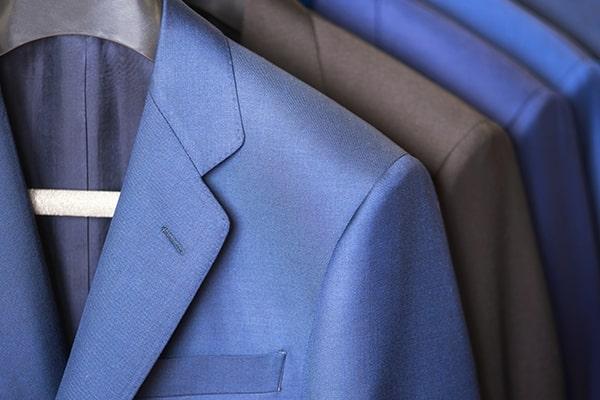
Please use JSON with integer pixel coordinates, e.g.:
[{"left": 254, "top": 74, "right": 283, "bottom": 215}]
[{"left": 137, "top": 351, "right": 287, "bottom": 398}]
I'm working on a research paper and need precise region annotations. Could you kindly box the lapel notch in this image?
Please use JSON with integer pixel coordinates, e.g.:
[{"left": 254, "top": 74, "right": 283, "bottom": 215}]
[{"left": 56, "top": 0, "right": 245, "bottom": 398}]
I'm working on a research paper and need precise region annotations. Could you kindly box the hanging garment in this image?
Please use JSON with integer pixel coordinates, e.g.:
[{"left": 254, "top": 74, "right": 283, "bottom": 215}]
[
  {"left": 241, "top": 1, "right": 563, "bottom": 400},
  {"left": 0, "top": 0, "right": 476, "bottom": 398},
  {"left": 0, "top": 35, "right": 154, "bottom": 345},
  {"left": 416, "top": 0, "right": 600, "bottom": 258},
  {"left": 409, "top": 2, "right": 600, "bottom": 398},
  {"left": 308, "top": 0, "right": 583, "bottom": 399},
  {"left": 513, "top": 0, "right": 600, "bottom": 59}
]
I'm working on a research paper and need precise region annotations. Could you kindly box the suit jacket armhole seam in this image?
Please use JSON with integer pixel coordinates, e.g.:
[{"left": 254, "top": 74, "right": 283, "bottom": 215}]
[
  {"left": 300, "top": 152, "right": 410, "bottom": 372},
  {"left": 307, "top": 14, "right": 328, "bottom": 92},
  {"left": 433, "top": 119, "right": 495, "bottom": 177},
  {"left": 325, "top": 151, "right": 410, "bottom": 268}
]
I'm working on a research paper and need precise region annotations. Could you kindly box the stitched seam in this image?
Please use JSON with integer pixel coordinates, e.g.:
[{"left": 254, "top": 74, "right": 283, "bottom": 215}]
[
  {"left": 147, "top": 93, "right": 229, "bottom": 224},
  {"left": 147, "top": 46, "right": 243, "bottom": 176},
  {"left": 432, "top": 119, "right": 491, "bottom": 177},
  {"left": 140, "top": 388, "right": 281, "bottom": 398},
  {"left": 114, "top": 18, "right": 263, "bottom": 400},
  {"left": 300, "top": 152, "right": 409, "bottom": 390},
  {"left": 505, "top": 86, "right": 545, "bottom": 130},
  {"left": 116, "top": 113, "right": 229, "bottom": 397},
  {"left": 307, "top": 14, "right": 328, "bottom": 92},
  {"left": 225, "top": 38, "right": 247, "bottom": 154},
  {"left": 556, "top": 57, "right": 588, "bottom": 86},
  {"left": 277, "top": 350, "right": 287, "bottom": 392},
  {"left": 116, "top": 95, "right": 229, "bottom": 400},
  {"left": 157, "top": 350, "right": 286, "bottom": 360},
  {"left": 327, "top": 152, "right": 411, "bottom": 281},
  {"left": 84, "top": 37, "right": 91, "bottom": 291},
  {"left": 118, "top": 219, "right": 228, "bottom": 399},
  {"left": 198, "top": 39, "right": 245, "bottom": 174},
  {"left": 146, "top": 94, "right": 228, "bottom": 227},
  {"left": 141, "top": 351, "right": 288, "bottom": 398},
  {"left": 161, "top": 226, "right": 184, "bottom": 255},
  {"left": 148, "top": 93, "right": 202, "bottom": 178}
]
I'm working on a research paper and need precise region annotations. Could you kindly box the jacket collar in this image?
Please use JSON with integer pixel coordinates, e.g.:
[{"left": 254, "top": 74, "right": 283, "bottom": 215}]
[
  {"left": 149, "top": 0, "right": 244, "bottom": 175},
  {"left": 0, "top": 0, "right": 245, "bottom": 397}
]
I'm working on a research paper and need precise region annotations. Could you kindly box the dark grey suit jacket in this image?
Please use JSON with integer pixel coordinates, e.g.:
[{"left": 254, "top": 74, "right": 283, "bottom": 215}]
[{"left": 240, "top": 0, "right": 563, "bottom": 398}]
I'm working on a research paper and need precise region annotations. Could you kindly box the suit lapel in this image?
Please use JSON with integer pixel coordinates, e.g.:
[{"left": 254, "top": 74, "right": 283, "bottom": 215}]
[
  {"left": 56, "top": 0, "right": 244, "bottom": 398},
  {"left": 0, "top": 91, "right": 67, "bottom": 398}
]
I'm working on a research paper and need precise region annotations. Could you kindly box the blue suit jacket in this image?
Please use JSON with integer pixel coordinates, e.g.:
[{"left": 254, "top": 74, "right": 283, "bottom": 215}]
[
  {"left": 310, "top": 0, "right": 598, "bottom": 398},
  {"left": 514, "top": 0, "right": 600, "bottom": 59},
  {"left": 0, "top": 0, "right": 477, "bottom": 398}
]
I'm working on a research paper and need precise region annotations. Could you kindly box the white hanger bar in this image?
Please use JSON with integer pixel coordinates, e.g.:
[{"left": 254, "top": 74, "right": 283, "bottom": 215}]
[{"left": 29, "top": 189, "right": 120, "bottom": 218}]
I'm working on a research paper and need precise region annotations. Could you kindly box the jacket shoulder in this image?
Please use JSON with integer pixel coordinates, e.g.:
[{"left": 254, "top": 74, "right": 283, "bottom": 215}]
[
  {"left": 227, "top": 39, "right": 407, "bottom": 186},
  {"left": 435, "top": 119, "right": 512, "bottom": 178}
]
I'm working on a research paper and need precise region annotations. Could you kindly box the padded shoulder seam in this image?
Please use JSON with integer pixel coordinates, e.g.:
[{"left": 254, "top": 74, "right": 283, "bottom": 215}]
[
  {"left": 302, "top": 151, "right": 412, "bottom": 385},
  {"left": 506, "top": 85, "right": 546, "bottom": 130},
  {"left": 324, "top": 152, "right": 411, "bottom": 268},
  {"left": 433, "top": 119, "right": 500, "bottom": 177},
  {"left": 307, "top": 14, "right": 327, "bottom": 91}
]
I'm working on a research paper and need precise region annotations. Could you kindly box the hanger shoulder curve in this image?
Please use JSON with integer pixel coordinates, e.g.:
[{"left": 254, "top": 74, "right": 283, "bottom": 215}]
[{"left": 0, "top": 0, "right": 162, "bottom": 60}]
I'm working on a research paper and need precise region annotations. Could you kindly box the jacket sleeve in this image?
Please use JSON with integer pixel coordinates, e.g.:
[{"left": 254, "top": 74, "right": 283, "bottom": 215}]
[
  {"left": 435, "top": 121, "right": 564, "bottom": 400},
  {"left": 305, "top": 154, "right": 479, "bottom": 399}
]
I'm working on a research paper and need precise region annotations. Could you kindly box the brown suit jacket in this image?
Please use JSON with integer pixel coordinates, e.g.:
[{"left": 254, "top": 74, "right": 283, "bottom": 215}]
[{"left": 241, "top": 1, "right": 564, "bottom": 399}]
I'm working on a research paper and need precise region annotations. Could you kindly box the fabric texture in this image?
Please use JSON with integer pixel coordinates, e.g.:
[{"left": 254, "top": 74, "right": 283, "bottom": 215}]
[
  {"left": 407, "top": 2, "right": 600, "bottom": 397},
  {"left": 0, "top": 0, "right": 476, "bottom": 398},
  {"left": 0, "top": 36, "right": 153, "bottom": 343},
  {"left": 139, "top": 351, "right": 288, "bottom": 397},
  {"left": 0, "top": 92, "right": 67, "bottom": 400},
  {"left": 416, "top": 0, "right": 600, "bottom": 270},
  {"left": 514, "top": 0, "right": 600, "bottom": 59},
  {"left": 243, "top": 1, "right": 563, "bottom": 400}
]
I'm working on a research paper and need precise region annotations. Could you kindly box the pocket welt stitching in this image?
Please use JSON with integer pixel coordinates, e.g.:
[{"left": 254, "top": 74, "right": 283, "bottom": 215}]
[{"left": 138, "top": 350, "right": 287, "bottom": 397}]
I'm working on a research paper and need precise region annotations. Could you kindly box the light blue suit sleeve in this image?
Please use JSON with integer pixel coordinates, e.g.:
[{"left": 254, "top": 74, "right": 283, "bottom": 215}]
[
  {"left": 309, "top": 2, "right": 600, "bottom": 397},
  {"left": 305, "top": 154, "right": 479, "bottom": 399}
]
